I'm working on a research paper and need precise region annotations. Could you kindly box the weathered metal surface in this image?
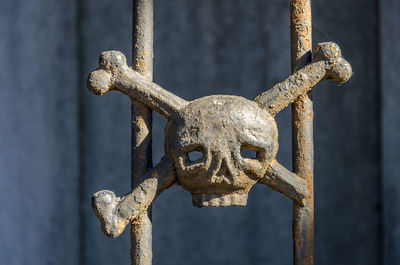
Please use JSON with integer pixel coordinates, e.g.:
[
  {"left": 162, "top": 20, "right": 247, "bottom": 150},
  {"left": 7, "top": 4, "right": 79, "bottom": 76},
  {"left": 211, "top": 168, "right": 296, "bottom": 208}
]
[
  {"left": 92, "top": 155, "right": 175, "bottom": 238},
  {"left": 88, "top": 42, "right": 352, "bottom": 241},
  {"left": 131, "top": 1, "right": 153, "bottom": 265},
  {"left": 290, "top": 1, "right": 314, "bottom": 264}
]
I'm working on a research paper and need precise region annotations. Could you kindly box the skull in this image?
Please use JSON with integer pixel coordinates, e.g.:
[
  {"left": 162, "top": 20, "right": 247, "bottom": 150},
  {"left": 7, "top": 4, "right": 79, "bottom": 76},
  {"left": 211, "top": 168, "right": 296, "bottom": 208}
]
[{"left": 166, "top": 95, "right": 278, "bottom": 207}]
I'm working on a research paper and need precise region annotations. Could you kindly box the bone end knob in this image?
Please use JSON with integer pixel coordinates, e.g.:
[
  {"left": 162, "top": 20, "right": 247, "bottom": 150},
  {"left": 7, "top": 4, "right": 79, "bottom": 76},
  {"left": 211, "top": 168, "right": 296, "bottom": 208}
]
[
  {"left": 314, "top": 42, "right": 353, "bottom": 84},
  {"left": 87, "top": 51, "right": 128, "bottom": 95},
  {"left": 98, "top": 50, "right": 127, "bottom": 71},
  {"left": 87, "top": 69, "right": 112, "bottom": 95},
  {"left": 92, "top": 190, "right": 128, "bottom": 238}
]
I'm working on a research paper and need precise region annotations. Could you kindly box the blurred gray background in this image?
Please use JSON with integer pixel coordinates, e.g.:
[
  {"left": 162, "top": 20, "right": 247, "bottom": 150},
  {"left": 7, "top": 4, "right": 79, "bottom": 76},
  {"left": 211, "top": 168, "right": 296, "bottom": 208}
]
[{"left": 1, "top": 0, "right": 399, "bottom": 264}]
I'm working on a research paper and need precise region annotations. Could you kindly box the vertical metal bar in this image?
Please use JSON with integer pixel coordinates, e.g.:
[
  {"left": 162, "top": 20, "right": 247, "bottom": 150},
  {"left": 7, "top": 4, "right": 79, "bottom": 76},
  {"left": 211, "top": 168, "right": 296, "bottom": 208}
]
[
  {"left": 290, "top": 1, "right": 314, "bottom": 265},
  {"left": 131, "top": 1, "right": 153, "bottom": 265}
]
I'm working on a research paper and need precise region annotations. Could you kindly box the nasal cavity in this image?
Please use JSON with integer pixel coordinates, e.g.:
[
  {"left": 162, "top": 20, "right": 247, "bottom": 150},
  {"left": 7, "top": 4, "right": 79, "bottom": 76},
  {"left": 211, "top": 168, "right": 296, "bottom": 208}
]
[{"left": 216, "top": 157, "right": 234, "bottom": 178}]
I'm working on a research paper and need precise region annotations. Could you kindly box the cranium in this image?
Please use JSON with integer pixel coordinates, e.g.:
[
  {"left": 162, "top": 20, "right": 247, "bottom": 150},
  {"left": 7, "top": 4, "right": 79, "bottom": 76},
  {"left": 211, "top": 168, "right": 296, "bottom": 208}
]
[
  {"left": 87, "top": 42, "right": 352, "bottom": 238},
  {"left": 166, "top": 95, "right": 278, "bottom": 207}
]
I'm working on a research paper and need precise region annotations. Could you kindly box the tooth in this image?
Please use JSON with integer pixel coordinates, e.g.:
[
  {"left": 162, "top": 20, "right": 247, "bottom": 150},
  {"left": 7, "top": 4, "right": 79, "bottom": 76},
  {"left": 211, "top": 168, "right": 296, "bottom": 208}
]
[
  {"left": 221, "top": 194, "right": 231, "bottom": 206},
  {"left": 209, "top": 196, "right": 220, "bottom": 207}
]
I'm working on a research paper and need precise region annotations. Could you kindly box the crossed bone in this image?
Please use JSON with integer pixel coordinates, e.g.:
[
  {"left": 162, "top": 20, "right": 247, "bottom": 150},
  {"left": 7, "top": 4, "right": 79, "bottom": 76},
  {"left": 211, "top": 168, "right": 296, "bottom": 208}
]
[{"left": 88, "top": 42, "right": 352, "bottom": 238}]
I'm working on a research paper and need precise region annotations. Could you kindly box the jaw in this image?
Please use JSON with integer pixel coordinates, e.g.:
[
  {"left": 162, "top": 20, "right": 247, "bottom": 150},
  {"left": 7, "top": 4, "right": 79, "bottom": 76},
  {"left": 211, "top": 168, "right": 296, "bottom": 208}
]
[
  {"left": 178, "top": 172, "right": 260, "bottom": 207},
  {"left": 191, "top": 192, "right": 249, "bottom": 207},
  {"left": 187, "top": 178, "right": 256, "bottom": 207}
]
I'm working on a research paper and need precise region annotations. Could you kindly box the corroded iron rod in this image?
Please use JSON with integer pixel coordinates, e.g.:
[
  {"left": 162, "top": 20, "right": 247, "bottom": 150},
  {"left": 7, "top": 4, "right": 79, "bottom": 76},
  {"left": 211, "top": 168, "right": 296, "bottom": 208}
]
[
  {"left": 290, "top": 0, "right": 314, "bottom": 265},
  {"left": 131, "top": 0, "right": 153, "bottom": 265}
]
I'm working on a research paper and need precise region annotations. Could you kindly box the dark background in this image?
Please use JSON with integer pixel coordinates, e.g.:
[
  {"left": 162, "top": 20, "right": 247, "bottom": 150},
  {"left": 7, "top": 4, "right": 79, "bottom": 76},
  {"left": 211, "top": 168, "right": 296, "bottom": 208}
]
[{"left": 0, "top": 0, "right": 399, "bottom": 264}]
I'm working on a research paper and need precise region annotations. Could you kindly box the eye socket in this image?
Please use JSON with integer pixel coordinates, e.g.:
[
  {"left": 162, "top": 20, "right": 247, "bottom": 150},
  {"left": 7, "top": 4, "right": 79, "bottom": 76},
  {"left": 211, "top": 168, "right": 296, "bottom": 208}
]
[
  {"left": 240, "top": 145, "right": 263, "bottom": 160},
  {"left": 186, "top": 146, "right": 205, "bottom": 164},
  {"left": 188, "top": 150, "right": 203, "bottom": 162},
  {"left": 241, "top": 148, "right": 258, "bottom": 159}
]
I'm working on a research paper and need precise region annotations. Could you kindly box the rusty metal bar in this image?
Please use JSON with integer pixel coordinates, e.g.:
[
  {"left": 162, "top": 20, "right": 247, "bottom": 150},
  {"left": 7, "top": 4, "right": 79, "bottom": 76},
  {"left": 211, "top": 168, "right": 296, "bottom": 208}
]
[
  {"left": 290, "top": 1, "right": 314, "bottom": 265},
  {"left": 131, "top": 0, "right": 153, "bottom": 265}
]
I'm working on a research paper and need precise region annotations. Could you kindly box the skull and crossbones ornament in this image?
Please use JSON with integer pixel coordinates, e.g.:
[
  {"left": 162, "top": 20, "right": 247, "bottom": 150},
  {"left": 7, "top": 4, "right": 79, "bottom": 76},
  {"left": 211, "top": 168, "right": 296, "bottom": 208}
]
[{"left": 88, "top": 42, "right": 352, "bottom": 238}]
